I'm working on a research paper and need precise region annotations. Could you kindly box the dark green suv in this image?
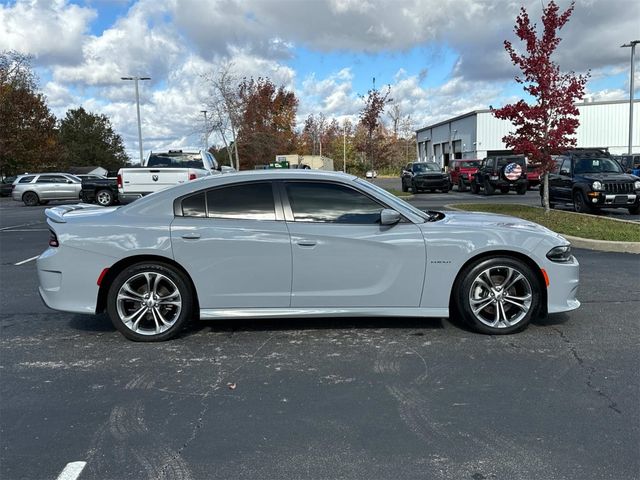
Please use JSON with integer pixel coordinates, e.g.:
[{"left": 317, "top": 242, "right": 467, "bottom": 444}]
[{"left": 471, "top": 155, "right": 528, "bottom": 195}]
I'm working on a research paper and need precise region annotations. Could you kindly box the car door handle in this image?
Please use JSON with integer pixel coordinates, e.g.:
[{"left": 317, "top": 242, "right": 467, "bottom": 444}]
[
  {"left": 181, "top": 233, "right": 201, "bottom": 240},
  {"left": 296, "top": 239, "right": 317, "bottom": 247}
]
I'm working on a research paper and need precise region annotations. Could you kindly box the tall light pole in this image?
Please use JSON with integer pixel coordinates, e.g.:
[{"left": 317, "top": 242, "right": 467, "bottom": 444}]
[
  {"left": 621, "top": 40, "right": 639, "bottom": 154},
  {"left": 201, "top": 110, "right": 209, "bottom": 152},
  {"left": 343, "top": 122, "right": 347, "bottom": 173},
  {"left": 121, "top": 76, "right": 151, "bottom": 164}
]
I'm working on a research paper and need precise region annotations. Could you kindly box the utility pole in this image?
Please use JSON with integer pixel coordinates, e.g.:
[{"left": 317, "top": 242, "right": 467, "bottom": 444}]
[
  {"left": 343, "top": 122, "right": 347, "bottom": 173},
  {"left": 121, "top": 76, "right": 151, "bottom": 164},
  {"left": 201, "top": 110, "right": 209, "bottom": 152},
  {"left": 621, "top": 40, "right": 639, "bottom": 154}
]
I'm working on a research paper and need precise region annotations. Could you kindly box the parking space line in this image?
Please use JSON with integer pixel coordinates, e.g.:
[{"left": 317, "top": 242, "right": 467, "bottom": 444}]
[
  {"left": 0, "top": 222, "right": 42, "bottom": 231},
  {"left": 1, "top": 229, "right": 49, "bottom": 232},
  {"left": 14, "top": 255, "right": 39, "bottom": 266},
  {"left": 56, "top": 461, "right": 86, "bottom": 480}
]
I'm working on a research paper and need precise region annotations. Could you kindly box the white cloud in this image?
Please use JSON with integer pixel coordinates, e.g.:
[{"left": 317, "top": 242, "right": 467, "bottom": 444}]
[{"left": 0, "top": 0, "right": 96, "bottom": 64}]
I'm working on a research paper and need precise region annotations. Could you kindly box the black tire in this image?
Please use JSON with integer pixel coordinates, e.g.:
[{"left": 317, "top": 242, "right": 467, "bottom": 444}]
[
  {"left": 483, "top": 179, "right": 494, "bottom": 196},
  {"left": 573, "top": 190, "right": 594, "bottom": 214},
  {"left": 458, "top": 178, "right": 467, "bottom": 192},
  {"left": 401, "top": 180, "right": 408, "bottom": 193},
  {"left": 442, "top": 186, "right": 450, "bottom": 193},
  {"left": 22, "top": 191, "right": 39, "bottom": 206},
  {"left": 430, "top": 188, "right": 436, "bottom": 193},
  {"left": 96, "top": 189, "right": 114, "bottom": 207},
  {"left": 106, "top": 262, "right": 194, "bottom": 342},
  {"left": 500, "top": 186, "right": 510, "bottom": 194},
  {"left": 471, "top": 180, "right": 480, "bottom": 194},
  {"left": 629, "top": 204, "right": 640, "bottom": 215},
  {"left": 455, "top": 256, "right": 541, "bottom": 335},
  {"left": 516, "top": 183, "right": 527, "bottom": 195}
]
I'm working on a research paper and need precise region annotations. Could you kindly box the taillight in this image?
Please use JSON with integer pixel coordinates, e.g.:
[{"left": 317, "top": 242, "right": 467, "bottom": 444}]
[
  {"left": 49, "top": 230, "right": 59, "bottom": 247},
  {"left": 189, "top": 173, "right": 197, "bottom": 181},
  {"left": 117, "top": 174, "right": 122, "bottom": 188}
]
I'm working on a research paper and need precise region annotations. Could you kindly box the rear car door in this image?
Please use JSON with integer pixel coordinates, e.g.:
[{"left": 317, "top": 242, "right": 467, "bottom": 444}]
[
  {"left": 170, "top": 181, "right": 292, "bottom": 309},
  {"left": 281, "top": 180, "right": 426, "bottom": 308}
]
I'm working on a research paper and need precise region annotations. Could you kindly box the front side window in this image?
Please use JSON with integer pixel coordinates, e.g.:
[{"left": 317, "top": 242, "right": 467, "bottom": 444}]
[{"left": 285, "top": 182, "right": 383, "bottom": 224}]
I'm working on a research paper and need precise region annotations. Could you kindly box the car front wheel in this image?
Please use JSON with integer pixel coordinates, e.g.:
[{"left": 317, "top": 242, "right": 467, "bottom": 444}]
[
  {"left": 107, "top": 262, "right": 194, "bottom": 341},
  {"left": 458, "top": 178, "right": 467, "bottom": 192},
  {"left": 573, "top": 191, "right": 594, "bottom": 214},
  {"left": 456, "top": 257, "right": 540, "bottom": 335},
  {"left": 629, "top": 204, "right": 639, "bottom": 215}
]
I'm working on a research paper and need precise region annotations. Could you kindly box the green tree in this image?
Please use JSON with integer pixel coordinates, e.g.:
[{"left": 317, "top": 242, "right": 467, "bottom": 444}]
[
  {"left": 58, "top": 107, "right": 128, "bottom": 172},
  {"left": 0, "top": 51, "right": 63, "bottom": 176}
]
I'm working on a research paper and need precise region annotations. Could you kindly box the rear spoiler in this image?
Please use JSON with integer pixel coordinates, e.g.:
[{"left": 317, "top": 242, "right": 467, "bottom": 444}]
[{"left": 44, "top": 203, "right": 97, "bottom": 223}]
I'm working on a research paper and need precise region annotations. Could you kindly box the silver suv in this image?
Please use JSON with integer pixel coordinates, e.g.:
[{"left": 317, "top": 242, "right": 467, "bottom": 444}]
[{"left": 12, "top": 173, "right": 82, "bottom": 206}]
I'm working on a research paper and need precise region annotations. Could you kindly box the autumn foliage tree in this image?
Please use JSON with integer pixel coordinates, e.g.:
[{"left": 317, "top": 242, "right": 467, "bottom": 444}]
[
  {"left": 359, "top": 84, "right": 391, "bottom": 172},
  {"left": 235, "top": 77, "right": 298, "bottom": 169},
  {"left": 0, "top": 51, "right": 64, "bottom": 176},
  {"left": 492, "top": 0, "right": 588, "bottom": 211}
]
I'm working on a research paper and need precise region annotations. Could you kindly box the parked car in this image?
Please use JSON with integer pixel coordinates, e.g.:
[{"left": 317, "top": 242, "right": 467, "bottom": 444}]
[
  {"left": 117, "top": 149, "right": 220, "bottom": 203},
  {"left": 0, "top": 176, "right": 17, "bottom": 197},
  {"left": 401, "top": 162, "right": 450, "bottom": 193},
  {"left": 38, "top": 170, "right": 579, "bottom": 342},
  {"left": 526, "top": 164, "right": 542, "bottom": 189},
  {"left": 449, "top": 160, "right": 481, "bottom": 192},
  {"left": 543, "top": 149, "right": 640, "bottom": 215},
  {"left": 471, "top": 155, "right": 528, "bottom": 195},
  {"left": 12, "top": 173, "right": 82, "bottom": 206},
  {"left": 80, "top": 176, "right": 119, "bottom": 206},
  {"left": 365, "top": 170, "right": 377, "bottom": 178}
]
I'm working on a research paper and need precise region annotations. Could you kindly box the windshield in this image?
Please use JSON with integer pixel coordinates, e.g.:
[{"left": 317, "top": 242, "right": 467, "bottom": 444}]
[
  {"left": 148, "top": 153, "right": 205, "bottom": 169},
  {"left": 355, "top": 179, "right": 430, "bottom": 222},
  {"left": 414, "top": 163, "right": 440, "bottom": 172},
  {"left": 497, "top": 158, "right": 525, "bottom": 167},
  {"left": 574, "top": 157, "right": 622, "bottom": 174},
  {"left": 458, "top": 161, "right": 480, "bottom": 168}
]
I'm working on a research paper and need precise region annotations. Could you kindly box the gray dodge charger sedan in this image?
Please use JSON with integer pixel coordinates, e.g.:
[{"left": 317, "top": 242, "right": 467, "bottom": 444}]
[{"left": 37, "top": 170, "right": 580, "bottom": 341}]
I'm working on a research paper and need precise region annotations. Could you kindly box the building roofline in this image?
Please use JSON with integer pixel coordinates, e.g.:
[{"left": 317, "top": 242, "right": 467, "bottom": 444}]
[{"left": 415, "top": 99, "right": 639, "bottom": 133}]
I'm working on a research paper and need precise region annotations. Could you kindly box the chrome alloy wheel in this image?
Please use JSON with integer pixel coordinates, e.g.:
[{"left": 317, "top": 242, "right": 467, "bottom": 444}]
[
  {"left": 96, "top": 190, "right": 112, "bottom": 206},
  {"left": 116, "top": 272, "right": 182, "bottom": 335},
  {"left": 468, "top": 265, "right": 533, "bottom": 329}
]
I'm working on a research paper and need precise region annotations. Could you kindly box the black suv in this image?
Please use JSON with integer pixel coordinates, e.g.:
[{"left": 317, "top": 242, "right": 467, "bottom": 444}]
[
  {"left": 401, "top": 162, "right": 450, "bottom": 193},
  {"left": 470, "top": 155, "right": 528, "bottom": 195},
  {"left": 544, "top": 149, "right": 640, "bottom": 215}
]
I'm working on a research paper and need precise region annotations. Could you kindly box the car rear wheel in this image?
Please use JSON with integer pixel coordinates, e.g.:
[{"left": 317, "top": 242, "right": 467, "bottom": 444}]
[
  {"left": 456, "top": 257, "right": 540, "bottom": 335},
  {"left": 500, "top": 186, "right": 510, "bottom": 194},
  {"left": 96, "top": 189, "right": 114, "bottom": 206},
  {"left": 471, "top": 180, "right": 480, "bottom": 194},
  {"left": 107, "top": 262, "right": 194, "bottom": 341},
  {"left": 516, "top": 183, "right": 527, "bottom": 195},
  {"left": 483, "top": 180, "right": 494, "bottom": 196},
  {"left": 401, "top": 180, "right": 408, "bottom": 193},
  {"left": 22, "top": 191, "right": 39, "bottom": 206},
  {"left": 573, "top": 191, "right": 594, "bottom": 214}
]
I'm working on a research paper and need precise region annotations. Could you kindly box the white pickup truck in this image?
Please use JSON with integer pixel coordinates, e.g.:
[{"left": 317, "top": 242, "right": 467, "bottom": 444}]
[{"left": 117, "top": 150, "right": 221, "bottom": 203}]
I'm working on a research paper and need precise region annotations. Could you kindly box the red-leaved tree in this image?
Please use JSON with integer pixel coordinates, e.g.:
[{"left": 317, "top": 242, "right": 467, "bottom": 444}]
[{"left": 492, "top": 0, "right": 589, "bottom": 211}]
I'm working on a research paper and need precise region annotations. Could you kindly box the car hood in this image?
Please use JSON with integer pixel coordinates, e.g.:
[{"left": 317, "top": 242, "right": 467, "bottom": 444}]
[
  {"left": 434, "top": 211, "right": 563, "bottom": 238},
  {"left": 576, "top": 173, "right": 636, "bottom": 182}
]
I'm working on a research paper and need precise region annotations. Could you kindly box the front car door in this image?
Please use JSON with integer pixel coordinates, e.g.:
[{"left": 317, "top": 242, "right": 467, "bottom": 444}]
[
  {"left": 281, "top": 180, "right": 426, "bottom": 308},
  {"left": 170, "top": 181, "right": 292, "bottom": 309}
]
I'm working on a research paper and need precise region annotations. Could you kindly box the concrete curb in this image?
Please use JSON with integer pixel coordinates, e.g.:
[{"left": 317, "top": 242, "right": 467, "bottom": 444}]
[{"left": 444, "top": 204, "right": 640, "bottom": 254}]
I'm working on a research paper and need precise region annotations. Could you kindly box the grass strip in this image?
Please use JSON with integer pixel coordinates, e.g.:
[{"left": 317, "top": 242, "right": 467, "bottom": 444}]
[
  {"left": 384, "top": 188, "right": 413, "bottom": 198},
  {"left": 451, "top": 203, "right": 640, "bottom": 242}
]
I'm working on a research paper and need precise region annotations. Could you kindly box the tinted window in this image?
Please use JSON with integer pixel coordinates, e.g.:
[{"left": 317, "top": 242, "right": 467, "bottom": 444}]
[
  {"left": 207, "top": 183, "right": 275, "bottom": 220},
  {"left": 413, "top": 163, "right": 440, "bottom": 172},
  {"left": 148, "top": 153, "right": 205, "bottom": 169},
  {"left": 573, "top": 157, "right": 622, "bottom": 174},
  {"left": 36, "top": 175, "right": 68, "bottom": 183},
  {"left": 559, "top": 158, "right": 571, "bottom": 174},
  {"left": 286, "top": 182, "right": 383, "bottom": 224},
  {"left": 18, "top": 176, "right": 35, "bottom": 183},
  {"left": 181, "top": 192, "right": 206, "bottom": 217}
]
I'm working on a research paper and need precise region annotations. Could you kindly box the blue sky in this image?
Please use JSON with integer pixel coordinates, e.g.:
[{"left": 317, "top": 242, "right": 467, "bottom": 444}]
[{"left": 1, "top": 0, "right": 638, "bottom": 160}]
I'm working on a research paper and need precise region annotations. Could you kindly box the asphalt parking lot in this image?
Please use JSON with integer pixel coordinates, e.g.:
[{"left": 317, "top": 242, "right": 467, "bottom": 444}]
[{"left": 1, "top": 195, "right": 638, "bottom": 480}]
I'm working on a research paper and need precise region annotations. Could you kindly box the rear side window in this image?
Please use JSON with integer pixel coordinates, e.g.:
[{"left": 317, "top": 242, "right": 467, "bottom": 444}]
[
  {"left": 207, "top": 183, "right": 275, "bottom": 220},
  {"left": 36, "top": 175, "right": 68, "bottom": 183},
  {"left": 19, "top": 176, "right": 35, "bottom": 183},
  {"left": 285, "top": 182, "right": 383, "bottom": 224},
  {"left": 181, "top": 192, "right": 206, "bottom": 217}
]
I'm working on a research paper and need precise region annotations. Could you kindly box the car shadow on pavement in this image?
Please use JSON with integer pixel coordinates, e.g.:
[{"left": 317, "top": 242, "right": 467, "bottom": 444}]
[
  {"left": 68, "top": 313, "right": 116, "bottom": 333},
  {"left": 532, "top": 312, "right": 572, "bottom": 327},
  {"left": 181, "top": 316, "right": 446, "bottom": 338}
]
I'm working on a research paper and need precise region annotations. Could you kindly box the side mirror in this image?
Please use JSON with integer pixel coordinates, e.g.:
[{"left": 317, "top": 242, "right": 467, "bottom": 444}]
[
  {"left": 380, "top": 209, "right": 401, "bottom": 226},
  {"left": 560, "top": 169, "right": 569, "bottom": 176}
]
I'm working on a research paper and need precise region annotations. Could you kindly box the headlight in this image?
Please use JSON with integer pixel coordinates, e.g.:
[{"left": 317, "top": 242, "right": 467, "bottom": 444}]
[
  {"left": 546, "top": 245, "right": 572, "bottom": 263},
  {"left": 634, "top": 180, "right": 640, "bottom": 190},
  {"left": 592, "top": 181, "right": 603, "bottom": 191}
]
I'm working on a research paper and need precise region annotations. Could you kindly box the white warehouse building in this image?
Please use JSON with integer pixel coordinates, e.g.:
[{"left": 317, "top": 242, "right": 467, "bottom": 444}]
[{"left": 416, "top": 99, "right": 639, "bottom": 168}]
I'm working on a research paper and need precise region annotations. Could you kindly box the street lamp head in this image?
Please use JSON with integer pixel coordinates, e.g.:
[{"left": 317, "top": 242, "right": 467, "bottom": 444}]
[
  {"left": 621, "top": 40, "right": 640, "bottom": 47},
  {"left": 139, "top": 77, "right": 151, "bottom": 81},
  {"left": 121, "top": 77, "right": 134, "bottom": 80}
]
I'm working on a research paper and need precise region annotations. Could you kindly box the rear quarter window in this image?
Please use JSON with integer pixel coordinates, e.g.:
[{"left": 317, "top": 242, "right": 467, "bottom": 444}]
[{"left": 19, "top": 176, "right": 35, "bottom": 183}]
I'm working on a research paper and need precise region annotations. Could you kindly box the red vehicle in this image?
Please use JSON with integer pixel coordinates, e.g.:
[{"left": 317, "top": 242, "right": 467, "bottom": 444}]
[
  {"left": 450, "top": 159, "right": 482, "bottom": 192},
  {"left": 526, "top": 164, "right": 542, "bottom": 189}
]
